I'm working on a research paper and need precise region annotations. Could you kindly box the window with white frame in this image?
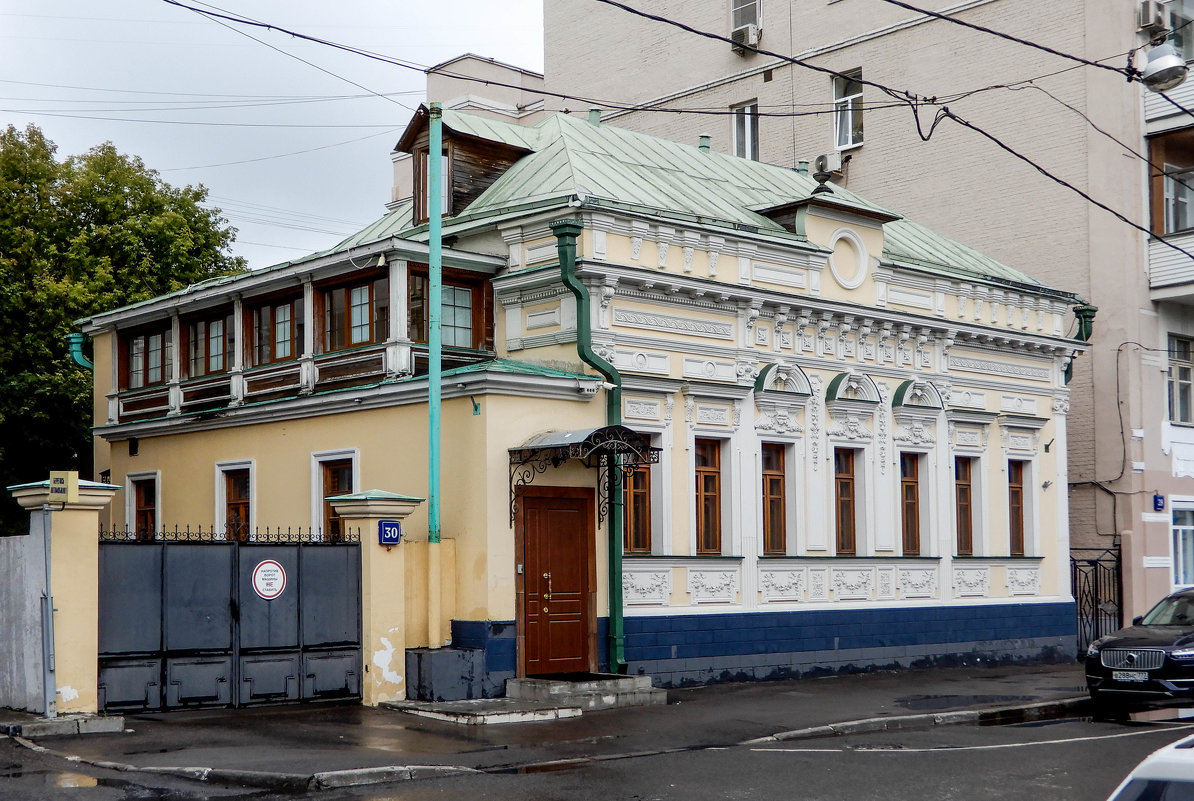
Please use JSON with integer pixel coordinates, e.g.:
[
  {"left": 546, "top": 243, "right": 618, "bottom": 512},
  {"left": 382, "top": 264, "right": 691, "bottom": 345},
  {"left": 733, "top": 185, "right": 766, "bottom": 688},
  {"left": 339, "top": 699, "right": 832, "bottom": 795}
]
[
  {"left": 312, "top": 450, "right": 357, "bottom": 542},
  {"left": 1171, "top": 335, "right": 1194, "bottom": 423},
  {"left": 732, "top": 101, "right": 760, "bottom": 161},
  {"left": 834, "top": 447, "right": 859, "bottom": 555},
  {"left": 899, "top": 452, "right": 924, "bottom": 556},
  {"left": 833, "top": 70, "right": 864, "bottom": 149},
  {"left": 954, "top": 455, "right": 976, "bottom": 556},
  {"left": 126, "top": 472, "right": 159, "bottom": 541},
  {"left": 731, "top": 0, "right": 759, "bottom": 29},
  {"left": 1172, "top": 0, "right": 1194, "bottom": 62},
  {"left": 761, "top": 442, "right": 787, "bottom": 555},
  {"left": 1175, "top": 506, "right": 1194, "bottom": 586},
  {"left": 1008, "top": 459, "right": 1028, "bottom": 556},
  {"left": 695, "top": 438, "right": 724, "bottom": 554},
  {"left": 216, "top": 461, "right": 253, "bottom": 541}
]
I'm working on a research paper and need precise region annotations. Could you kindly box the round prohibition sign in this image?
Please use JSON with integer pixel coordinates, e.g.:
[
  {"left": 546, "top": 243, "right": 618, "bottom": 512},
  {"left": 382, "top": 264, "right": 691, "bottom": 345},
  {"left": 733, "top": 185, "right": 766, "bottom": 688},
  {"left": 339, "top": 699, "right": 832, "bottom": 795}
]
[{"left": 252, "top": 559, "right": 287, "bottom": 600}]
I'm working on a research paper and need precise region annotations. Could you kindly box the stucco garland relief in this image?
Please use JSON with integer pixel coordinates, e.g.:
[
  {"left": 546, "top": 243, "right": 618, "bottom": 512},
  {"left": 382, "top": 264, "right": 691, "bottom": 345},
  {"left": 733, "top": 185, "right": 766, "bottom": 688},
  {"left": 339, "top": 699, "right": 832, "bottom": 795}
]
[
  {"left": 613, "top": 309, "right": 734, "bottom": 339},
  {"left": 687, "top": 568, "right": 738, "bottom": 604},
  {"left": 951, "top": 425, "right": 987, "bottom": 449},
  {"left": 1053, "top": 395, "right": 1071, "bottom": 415},
  {"left": 893, "top": 421, "right": 936, "bottom": 446},
  {"left": 817, "top": 315, "right": 837, "bottom": 357},
  {"left": 833, "top": 567, "right": 874, "bottom": 600},
  {"left": 877, "top": 568, "right": 896, "bottom": 600},
  {"left": 877, "top": 383, "right": 890, "bottom": 473},
  {"left": 708, "top": 249, "right": 720, "bottom": 277},
  {"left": 684, "top": 395, "right": 695, "bottom": 423},
  {"left": 695, "top": 404, "right": 732, "bottom": 427},
  {"left": 657, "top": 241, "right": 669, "bottom": 270},
  {"left": 630, "top": 236, "right": 643, "bottom": 260},
  {"left": 953, "top": 566, "right": 990, "bottom": 597},
  {"left": 755, "top": 402, "right": 804, "bottom": 435},
  {"left": 808, "top": 375, "right": 824, "bottom": 470},
  {"left": 683, "top": 246, "right": 695, "bottom": 274},
  {"left": 826, "top": 415, "right": 872, "bottom": 442},
  {"left": 1007, "top": 567, "right": 1040, "bottom": 596},
  {"left": 796, "top": 313, "right": 813, "bottom": 352},
  {"left": 624, "top": 399, "right": 662, "bottom": 421},
  {"left": 809, "top": 567, "right": 829, "bottom": 601},
  {"left": 624, "top": 570, "right": 672, "bottom": 606},
  {"left": 1001, "top": 428, "right": 1037, "bottom": 454},
  {"left": 759, "top": 569, "right": 805, "bottom": 603},
  {"left": 950, "top": 355, "right": 1051, "bottom": 382},
  {"left": 899, "top": 568, "right": 938, "bottom": 599},
  {"left": 665, "top": 394, "right": 675, "bottom": 422}
]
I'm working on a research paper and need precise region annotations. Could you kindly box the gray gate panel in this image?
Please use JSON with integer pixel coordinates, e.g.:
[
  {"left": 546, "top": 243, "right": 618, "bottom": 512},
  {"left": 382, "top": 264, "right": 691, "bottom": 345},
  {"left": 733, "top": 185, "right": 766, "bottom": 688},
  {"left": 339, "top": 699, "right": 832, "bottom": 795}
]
[
  {"left": 238, "top": 546, "right": 300, "bottom": 650},
  {"left": 98, "top": 545, "right": 162, "bottom": 655},
  {"left": 165, "top": 656, "right": 232, "bottom": 706},
  {"left": 164, "top": 545, "right": 234, "bottom": 652},
  {"left": 239, "top": 653, "right": 301, "bottom": 705},
  {"left": 300, "top": 545, "right": 361, "bottom": 647},
  {"left": 98, "top": 658, "right": 161, "bottom": 712},
  {"left": 303, "top": 650, "right": 361, "bottom": 699}
]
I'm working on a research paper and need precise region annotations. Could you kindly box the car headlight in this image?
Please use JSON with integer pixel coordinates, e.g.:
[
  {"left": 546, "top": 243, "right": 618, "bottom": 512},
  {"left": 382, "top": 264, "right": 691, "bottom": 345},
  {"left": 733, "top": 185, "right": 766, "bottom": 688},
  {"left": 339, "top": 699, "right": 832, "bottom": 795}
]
[
  {"left": 1087, "top": 637, "right": 1112, "bottom": 658},
  {"left": 1171, "top": 647, "right": 1194, "bottom": 659}
]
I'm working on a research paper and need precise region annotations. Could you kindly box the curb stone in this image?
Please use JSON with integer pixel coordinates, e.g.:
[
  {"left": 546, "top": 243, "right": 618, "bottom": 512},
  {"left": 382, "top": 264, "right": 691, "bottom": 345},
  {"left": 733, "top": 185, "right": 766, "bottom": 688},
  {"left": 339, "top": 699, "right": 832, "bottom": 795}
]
[{"left": 740, "top": 696, "right": 1089, "bottom": 745}]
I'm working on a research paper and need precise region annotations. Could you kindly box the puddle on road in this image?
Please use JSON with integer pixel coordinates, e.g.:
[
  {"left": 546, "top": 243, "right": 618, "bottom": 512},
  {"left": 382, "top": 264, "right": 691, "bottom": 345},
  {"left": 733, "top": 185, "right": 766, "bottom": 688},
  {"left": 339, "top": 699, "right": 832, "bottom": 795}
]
[{"left": 896, "top": 694, "right": 1036, "bottom": 711}]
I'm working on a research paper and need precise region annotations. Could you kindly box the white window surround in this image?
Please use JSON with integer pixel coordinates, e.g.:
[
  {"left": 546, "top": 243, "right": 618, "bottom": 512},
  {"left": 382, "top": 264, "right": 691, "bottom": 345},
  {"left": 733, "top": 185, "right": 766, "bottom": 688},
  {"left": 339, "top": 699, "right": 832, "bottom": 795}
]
[
  {"left": 950, "top": 453, "right": 988, "bottom": 557},
  {"left": 310, "top": 449, "right": 360, "bottom": 535},
  {"left": 730, "top": 0, "right": 760, "bottom": 30},
  {"left": 124, "top": 470, "right": 161, "bottom": 532},
  {"left": 827, "top": 227, "right": 868, "bottom": 290},
  {"left": 833, "top": 70, "right": 864, "bottom": 150},
  {"left": 688, "top": 433, "right": 734, "bottom": 557},
  {"left": 214, "top": 459, "right": 254, "bottom": 540},
  {"left": 732, "top": 101, "right": 760, "bottom": 161},
  {"left": 1172, "top": 496, "right": 1194, "bottom": 589}
]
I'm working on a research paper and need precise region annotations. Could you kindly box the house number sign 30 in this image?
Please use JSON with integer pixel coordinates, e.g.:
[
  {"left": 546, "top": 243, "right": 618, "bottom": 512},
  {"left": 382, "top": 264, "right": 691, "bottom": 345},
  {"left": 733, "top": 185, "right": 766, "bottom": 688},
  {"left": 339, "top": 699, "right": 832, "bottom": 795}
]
[{"left": 252, "top": 559, "right": 287, "bottom": 601}]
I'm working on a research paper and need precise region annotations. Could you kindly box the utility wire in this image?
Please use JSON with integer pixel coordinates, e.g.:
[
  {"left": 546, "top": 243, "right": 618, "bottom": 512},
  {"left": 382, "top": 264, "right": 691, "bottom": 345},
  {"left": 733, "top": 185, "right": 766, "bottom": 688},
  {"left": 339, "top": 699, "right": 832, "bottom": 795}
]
[
  {"left": 874, "top": 0, "right": 1135, "bottom": 79},
  {"left": 940, "top": 108, "right": 1194, "bottom": 262},
  {"left": 162, "top": 129, "right": 400, "bottom": 171}
]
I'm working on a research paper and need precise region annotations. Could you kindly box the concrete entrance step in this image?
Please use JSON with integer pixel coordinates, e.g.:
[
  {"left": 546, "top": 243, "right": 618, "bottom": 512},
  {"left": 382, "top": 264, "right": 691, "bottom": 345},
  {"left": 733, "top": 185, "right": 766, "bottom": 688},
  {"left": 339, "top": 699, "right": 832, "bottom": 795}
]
[
  {"left": 506, "top": 673, "right": 667, "bottom": 711},
  {"left": 384, "top": 698, "right": 584, "bottom": 725}
]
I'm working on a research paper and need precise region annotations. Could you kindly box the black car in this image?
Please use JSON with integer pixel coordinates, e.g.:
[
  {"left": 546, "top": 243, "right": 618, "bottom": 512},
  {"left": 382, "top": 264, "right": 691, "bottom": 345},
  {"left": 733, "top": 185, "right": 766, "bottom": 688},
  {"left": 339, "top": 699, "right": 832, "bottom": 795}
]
[{"left": 1086, "top": 588, "right": 1194, "bottom": 716}]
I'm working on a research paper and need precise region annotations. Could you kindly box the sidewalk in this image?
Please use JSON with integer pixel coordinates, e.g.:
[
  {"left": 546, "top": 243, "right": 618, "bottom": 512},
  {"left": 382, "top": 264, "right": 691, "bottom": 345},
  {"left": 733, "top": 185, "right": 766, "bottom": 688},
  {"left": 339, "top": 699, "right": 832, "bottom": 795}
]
[{"left": 6, "top": 662, "right": 1089, "bottom": 791}]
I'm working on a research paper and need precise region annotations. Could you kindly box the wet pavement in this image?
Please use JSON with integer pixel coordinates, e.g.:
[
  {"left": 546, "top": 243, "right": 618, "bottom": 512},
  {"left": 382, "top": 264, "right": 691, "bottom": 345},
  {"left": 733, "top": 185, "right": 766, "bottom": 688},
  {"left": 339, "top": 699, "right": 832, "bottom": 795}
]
[{"left": 0, "top": 661, "right": 1091, "bottom": 790}]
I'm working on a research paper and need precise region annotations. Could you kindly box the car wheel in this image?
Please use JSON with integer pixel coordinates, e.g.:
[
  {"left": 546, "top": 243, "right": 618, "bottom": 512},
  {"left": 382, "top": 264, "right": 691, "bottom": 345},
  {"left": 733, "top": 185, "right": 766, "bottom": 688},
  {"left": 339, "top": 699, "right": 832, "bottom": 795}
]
[{"left": 1090, "top": 690, "right": 1127, "bottom": 722}]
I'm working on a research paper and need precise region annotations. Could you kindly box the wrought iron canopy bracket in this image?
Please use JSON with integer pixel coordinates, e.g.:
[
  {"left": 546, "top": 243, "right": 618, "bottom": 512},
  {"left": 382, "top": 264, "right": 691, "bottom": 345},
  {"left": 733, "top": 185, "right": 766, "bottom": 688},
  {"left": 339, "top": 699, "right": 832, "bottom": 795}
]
[{"left": 508, "top": 425, "right": 660, "bottom": 526}]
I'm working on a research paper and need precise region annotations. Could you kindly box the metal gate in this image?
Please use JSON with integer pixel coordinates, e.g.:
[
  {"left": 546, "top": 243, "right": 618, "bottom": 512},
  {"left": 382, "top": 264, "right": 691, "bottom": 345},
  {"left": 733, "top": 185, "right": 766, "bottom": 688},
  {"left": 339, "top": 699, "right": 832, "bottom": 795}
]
[
  {"left": 97, "top": 531, "right": 361, "bottom": 713},
  {"left": 1071, "top": 547, "right": 1122, "bottom": 655}
]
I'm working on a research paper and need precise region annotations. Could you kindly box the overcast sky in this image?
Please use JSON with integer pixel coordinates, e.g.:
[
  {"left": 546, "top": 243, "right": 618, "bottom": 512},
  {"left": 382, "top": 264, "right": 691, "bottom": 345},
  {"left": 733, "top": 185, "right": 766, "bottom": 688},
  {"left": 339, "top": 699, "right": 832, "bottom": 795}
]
[{"left": 0, "top": 1, "right": 543, "bottom": 270}]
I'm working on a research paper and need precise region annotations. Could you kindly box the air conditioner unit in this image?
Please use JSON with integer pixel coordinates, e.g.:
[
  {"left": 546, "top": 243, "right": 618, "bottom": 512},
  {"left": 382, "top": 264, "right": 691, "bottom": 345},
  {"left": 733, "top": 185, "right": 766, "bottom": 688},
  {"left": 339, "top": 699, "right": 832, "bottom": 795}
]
[
  {"left": 730, "top": 23, "right": 760, "bottom": 53},
  {"left": 1139, "top": 0, "right": 1169, "bottom": 34},
  {"left": 814, "top": 151, "right": 843, "bottom": 176}
]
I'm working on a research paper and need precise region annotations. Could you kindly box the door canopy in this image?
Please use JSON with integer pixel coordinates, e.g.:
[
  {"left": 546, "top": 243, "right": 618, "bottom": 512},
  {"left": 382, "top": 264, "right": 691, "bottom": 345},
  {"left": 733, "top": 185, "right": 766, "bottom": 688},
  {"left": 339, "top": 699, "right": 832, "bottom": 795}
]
[{"left": 509, "top": 425, "right": 660, "bottom": 525}]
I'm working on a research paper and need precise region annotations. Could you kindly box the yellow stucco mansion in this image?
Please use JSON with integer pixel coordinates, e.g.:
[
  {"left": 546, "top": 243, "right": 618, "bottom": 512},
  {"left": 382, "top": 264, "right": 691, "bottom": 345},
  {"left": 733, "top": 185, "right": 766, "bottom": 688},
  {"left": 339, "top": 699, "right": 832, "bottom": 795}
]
[{"left": 56, "top": 106, "right": 1091, "bottom": 710}]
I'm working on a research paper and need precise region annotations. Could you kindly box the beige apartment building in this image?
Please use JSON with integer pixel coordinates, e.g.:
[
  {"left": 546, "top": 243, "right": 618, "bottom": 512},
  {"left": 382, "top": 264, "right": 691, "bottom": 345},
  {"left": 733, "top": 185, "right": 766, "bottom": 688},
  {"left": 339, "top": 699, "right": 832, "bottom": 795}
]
[{"left": 542, "top": 0, "right": 1194, "bottom": 632}]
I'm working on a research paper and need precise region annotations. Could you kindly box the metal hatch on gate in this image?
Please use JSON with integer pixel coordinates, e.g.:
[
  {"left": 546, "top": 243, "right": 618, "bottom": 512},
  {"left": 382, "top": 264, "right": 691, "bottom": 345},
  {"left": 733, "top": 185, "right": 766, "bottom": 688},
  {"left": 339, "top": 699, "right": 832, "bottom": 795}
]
[{"left": 508, "top": 425, "right": 660, "bottom": 525}]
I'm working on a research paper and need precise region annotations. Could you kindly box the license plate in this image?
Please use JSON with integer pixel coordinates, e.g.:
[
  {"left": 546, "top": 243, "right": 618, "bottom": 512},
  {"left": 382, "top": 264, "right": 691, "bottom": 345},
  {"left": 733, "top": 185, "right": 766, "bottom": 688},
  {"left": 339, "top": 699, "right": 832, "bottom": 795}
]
[{"left": 1113, "top": 670, "right": 1149, "bottom": 682}]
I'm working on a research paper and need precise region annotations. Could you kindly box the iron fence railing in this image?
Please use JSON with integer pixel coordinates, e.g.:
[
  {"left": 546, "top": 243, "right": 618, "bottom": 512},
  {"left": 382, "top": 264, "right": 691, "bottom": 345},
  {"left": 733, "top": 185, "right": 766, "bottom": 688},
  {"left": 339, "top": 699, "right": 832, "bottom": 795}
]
[
  {"left": 99, "top": 525, "right": 361, "bottom": 544},
  {"left": 1071, "top": 546, "right": 1122, "bottom": 655}
]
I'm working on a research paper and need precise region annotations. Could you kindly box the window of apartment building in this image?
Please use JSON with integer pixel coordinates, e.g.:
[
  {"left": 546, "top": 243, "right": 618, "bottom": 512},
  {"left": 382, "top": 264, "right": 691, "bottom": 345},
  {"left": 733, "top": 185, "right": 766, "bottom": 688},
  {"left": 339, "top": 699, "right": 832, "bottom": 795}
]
[
  {"left": 900, "top": 453, "right": 921, "bottom": 556},
  {"left": 695, "top": 438, "right": 723, "bottom": 554},
  {"left": 1174, "top": 505, "right": 1194, "bottom": 586},
  {"left": 834, "top": 448, "right": 857, "bottom": 555},
  {"left": 731, "top": 0, "right": 759, "bottom": 29},
  {"left": 1008, "top": 460, "right": 1027, "bottom": 556},
  {"left": 1149, "top": 128, "right": 1194, "bottom": 235},
  {"left": 408, "top": 269, "right": 486, "bottom": 349},
  {"left": 128, "top": 474, "right": 157, "bottom": 540},
  {"left": 955, "top": 456, "right": 975, "bottom": 556},
  {"left": 322, "top": 276, "right": 389, "bottom": 353},
  {"left": 124, "top": 325, "right": 172, "bottom": 390},
  {"left": 833, "top": 70, "right": 864, "bottom": 149},
  {"left": 186, "top": 312, "right": 233, "bottom": 378},
  {"left": 1173, "top": 0, "right": 1194, "bottom": 63},
  {"left": 251, "top": 296, "right": 304, "bottom": 366},
  {"left": 624, "top": 464, "right": 652, "bottom": 554},
  {"left": 732, "top": 102, "right": 760, "bottom": 161},
  {"left": 321, "top": 458, "right": 353, "bottom": 542},
  {"left": 415, "top": 146, "right": 451, "bottom": 224},
  {"left": 761, "top": 443, "right": 786, "bottom": 555},
  {"left": 223, "top": 467, "right": 252, "bottom": 542},
  {"left": 1171, "top": 335, "right": 1194, "bottom": 423}
]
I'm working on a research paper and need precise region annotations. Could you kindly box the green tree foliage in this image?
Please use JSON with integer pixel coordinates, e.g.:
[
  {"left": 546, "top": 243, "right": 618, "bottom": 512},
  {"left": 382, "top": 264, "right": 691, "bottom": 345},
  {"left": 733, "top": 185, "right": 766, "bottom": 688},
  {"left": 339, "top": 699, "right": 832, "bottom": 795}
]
[{"left": 0, "top": 124, "right": 244, "bottom": 532}]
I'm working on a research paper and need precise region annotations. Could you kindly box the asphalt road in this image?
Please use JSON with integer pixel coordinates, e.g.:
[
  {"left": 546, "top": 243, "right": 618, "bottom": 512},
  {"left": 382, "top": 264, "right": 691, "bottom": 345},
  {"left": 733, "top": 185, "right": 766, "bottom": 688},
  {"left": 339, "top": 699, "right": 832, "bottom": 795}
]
[{"left": 5, "top": 714, "right": 1194, "bottom": 801}]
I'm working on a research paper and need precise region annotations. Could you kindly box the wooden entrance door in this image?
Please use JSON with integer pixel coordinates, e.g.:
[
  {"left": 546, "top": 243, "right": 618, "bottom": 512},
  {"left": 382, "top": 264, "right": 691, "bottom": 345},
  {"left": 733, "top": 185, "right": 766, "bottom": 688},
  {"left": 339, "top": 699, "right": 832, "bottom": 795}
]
[{"left": 518, "top": 487, "right": 596, "bottom": 676}]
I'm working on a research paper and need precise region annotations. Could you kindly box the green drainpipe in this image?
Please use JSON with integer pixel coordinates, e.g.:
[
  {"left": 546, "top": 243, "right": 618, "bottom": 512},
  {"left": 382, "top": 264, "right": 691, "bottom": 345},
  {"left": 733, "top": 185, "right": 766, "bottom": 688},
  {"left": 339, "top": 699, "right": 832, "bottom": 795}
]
[
  {"left": 66, "top": 333, "right": 93, "bottom": 371},
  {"left": 1065, "top": 302, "right": 1098, "bottom": 384},
  {"left": 551, "top": 218, "right": 627, "bottom": 675}
]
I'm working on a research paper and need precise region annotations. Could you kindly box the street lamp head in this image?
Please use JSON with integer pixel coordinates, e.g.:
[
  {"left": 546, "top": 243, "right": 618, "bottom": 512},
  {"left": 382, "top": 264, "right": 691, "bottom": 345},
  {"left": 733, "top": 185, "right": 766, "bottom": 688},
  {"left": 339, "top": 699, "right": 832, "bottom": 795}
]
[{"left": 1142, "top": 43, "right": 1189, "bottom": 93}]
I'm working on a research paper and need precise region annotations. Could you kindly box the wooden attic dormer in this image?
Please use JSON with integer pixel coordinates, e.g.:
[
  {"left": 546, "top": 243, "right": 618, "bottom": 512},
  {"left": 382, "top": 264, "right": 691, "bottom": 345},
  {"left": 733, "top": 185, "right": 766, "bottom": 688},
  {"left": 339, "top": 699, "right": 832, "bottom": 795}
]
[{"left": 396, "top": 105, "right": 536, "bottom": 225}]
